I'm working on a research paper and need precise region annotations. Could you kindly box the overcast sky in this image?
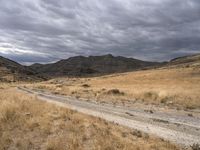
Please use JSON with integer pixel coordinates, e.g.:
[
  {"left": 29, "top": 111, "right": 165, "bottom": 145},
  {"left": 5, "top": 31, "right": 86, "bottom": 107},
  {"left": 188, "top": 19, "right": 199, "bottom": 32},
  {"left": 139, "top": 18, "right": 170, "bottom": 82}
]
[{"left": 0, "top": 0, "right": 200, "bottom": 64}]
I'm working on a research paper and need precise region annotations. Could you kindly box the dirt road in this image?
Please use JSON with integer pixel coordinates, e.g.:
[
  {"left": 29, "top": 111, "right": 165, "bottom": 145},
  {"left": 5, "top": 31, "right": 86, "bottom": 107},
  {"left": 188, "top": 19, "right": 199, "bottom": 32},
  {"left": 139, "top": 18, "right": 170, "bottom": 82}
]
[{"left": 17, "top": 87, "right": 200, "bottom": 148}]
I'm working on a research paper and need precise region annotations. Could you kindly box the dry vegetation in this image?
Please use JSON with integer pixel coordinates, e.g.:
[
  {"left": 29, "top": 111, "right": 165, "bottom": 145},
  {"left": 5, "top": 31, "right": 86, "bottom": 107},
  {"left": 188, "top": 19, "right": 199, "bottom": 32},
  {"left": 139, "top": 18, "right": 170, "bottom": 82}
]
[
  {"left": 0, "top": 86, "right": 180, "bottom": 150},
  {"left": 0, "top": 67, "right": 16, "bottom": 82},
  {"left": 29, "top": 66, "right": 200, "bottom": 109}
]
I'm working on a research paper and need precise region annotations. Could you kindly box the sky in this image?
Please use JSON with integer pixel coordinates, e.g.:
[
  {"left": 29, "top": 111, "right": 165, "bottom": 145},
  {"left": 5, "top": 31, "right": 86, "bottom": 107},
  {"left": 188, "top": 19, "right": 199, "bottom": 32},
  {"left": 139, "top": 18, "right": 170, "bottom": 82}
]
[{"left": 0, "top": 0, "right": 200, "bottom": 65}]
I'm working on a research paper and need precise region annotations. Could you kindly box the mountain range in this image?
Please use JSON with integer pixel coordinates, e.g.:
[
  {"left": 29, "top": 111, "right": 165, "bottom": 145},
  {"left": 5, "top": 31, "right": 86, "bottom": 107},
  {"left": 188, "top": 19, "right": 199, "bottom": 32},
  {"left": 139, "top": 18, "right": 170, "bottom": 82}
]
[
  {"left": 0, "top": 53, "right": 199, "bottom": 82},
  {"left": 29, "top": 54, "right": 161, "bottom": 77}
]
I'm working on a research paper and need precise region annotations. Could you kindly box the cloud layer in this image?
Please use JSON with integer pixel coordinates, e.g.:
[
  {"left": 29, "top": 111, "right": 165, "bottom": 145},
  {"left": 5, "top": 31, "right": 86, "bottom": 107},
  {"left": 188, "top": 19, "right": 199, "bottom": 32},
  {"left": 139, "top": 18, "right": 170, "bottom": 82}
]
[{"left": 0, "top": 0, "right": 200, "bottom": 64}]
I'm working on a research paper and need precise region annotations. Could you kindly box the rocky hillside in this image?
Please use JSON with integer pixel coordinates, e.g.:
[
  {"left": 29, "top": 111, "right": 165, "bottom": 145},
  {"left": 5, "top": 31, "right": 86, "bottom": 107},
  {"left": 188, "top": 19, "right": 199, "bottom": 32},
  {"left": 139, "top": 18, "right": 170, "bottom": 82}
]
[
  {"left": 29, "top": 54, "right": 161, "bottom": 77},
  {"left": 0, "top": 56, "right": 44, "bottom": 82}
]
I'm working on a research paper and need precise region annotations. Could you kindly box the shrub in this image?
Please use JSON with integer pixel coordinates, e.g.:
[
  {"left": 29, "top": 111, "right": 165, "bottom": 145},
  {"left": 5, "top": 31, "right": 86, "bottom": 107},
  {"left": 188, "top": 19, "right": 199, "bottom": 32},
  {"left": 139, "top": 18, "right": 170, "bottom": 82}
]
[
  {"left": 81, "top": 84, "right": 90, "bottom": 88},
  {"left": 131, "top": 130, "right": 142, "bottom": 138},
  {"left": 106, "top": 89, "right": 125, "bottom": 95},
  {"left": 143, "top": 91, "right": 158, "bottom": 101}
]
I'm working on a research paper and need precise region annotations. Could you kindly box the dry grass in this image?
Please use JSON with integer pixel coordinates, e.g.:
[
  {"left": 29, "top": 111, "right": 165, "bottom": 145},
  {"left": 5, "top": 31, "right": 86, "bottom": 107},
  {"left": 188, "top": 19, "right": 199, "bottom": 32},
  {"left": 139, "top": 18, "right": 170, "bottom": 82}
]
[
  {"left": 0, "top": 86, "right": 180, "bottom": 150},
  {"left": 30, "top": 66, "right": 200, "bottom": 109}
]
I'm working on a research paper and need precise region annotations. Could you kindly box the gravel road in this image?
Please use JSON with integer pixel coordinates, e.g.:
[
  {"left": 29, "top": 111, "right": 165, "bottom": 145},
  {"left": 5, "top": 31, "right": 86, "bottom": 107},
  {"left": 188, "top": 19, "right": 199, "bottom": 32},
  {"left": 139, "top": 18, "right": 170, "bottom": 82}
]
[{"left": 17, "top": 87, "right": 200, "bottom": 148}]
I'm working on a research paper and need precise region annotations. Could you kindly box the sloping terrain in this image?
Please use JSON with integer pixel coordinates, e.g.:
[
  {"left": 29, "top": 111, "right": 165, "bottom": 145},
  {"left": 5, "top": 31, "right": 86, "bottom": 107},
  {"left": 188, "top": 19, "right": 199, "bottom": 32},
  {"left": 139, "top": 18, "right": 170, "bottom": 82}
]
[
  {"left": 29, "top": 54, "right": 161, "bottom": 77},
  {"left": 167, "top": 54, "right": 200, "bottom": 68},
  {"left": 0, "top": 86, "right": 179, "bottom": 150},
  {"left": 0, "top": 56, "right": 44, "bottom": 82},
  {"left": 18, "top": 87, "right": 200, "bottom": 148},
  {"left": 29, "top": 53, "right": 200, "bottom": 109}
]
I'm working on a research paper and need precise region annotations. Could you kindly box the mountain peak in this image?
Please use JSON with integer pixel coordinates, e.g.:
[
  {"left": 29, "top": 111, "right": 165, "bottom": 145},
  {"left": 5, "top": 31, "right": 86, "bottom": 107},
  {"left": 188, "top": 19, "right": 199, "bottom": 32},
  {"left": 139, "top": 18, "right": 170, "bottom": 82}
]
[
  {"left": 28, "top": 54, "right": 161, "bottom": 77},
  {"left": 103, "top": 54, "right": 114, "bottom": 57}
]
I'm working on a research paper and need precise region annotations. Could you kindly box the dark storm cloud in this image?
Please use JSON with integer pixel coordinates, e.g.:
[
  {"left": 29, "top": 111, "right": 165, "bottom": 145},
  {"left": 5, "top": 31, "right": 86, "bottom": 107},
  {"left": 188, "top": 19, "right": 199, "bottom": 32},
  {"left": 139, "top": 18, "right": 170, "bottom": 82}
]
[{"left": 0, "top": 0, "right": 200, "bottom": 64}]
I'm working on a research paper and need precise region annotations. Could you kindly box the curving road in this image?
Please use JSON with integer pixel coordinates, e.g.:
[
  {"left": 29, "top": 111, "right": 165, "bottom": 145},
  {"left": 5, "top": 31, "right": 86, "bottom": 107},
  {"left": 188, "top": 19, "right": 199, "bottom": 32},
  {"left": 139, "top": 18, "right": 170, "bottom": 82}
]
[{"left": 17, "top": 87, "right": 200, "bottom": 148}]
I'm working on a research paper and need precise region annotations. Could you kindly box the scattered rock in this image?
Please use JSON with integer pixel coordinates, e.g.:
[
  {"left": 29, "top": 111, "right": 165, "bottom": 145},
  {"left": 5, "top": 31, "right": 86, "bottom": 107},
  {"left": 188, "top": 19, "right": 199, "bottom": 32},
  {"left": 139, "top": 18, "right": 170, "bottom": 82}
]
[
  {"left": 144, "top": 109, "right": 154, "bottom": 114},
  {"left": 191, "top": 144, "right": 200, "bottom": 150},
  {"left": 125, "top": 112, "right": 134, "bottom": 117},
  {"left": 188, "top": 113, "right": 193, "bottom": 117},
  {"left": 24, "top": 112, "right": 31, "bottom": 116}
]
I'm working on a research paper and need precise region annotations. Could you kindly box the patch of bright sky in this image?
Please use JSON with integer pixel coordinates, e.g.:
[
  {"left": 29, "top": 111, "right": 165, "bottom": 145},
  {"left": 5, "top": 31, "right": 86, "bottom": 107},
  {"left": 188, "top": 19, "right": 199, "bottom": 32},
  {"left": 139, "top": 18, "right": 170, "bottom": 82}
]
[{"left": 0, "top": 46, "right": 47, "bottom": 56}]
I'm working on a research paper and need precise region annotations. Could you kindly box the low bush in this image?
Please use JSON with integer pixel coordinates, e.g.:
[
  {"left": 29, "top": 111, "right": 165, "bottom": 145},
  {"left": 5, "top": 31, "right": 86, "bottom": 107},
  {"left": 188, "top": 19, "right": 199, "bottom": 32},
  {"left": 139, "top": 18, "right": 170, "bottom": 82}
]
[
  {"left": 81, "top": 84, "right": 90, "bottom": 88},
  {"left": 106, "top": 89, "right": 125, "bottom": 95}
]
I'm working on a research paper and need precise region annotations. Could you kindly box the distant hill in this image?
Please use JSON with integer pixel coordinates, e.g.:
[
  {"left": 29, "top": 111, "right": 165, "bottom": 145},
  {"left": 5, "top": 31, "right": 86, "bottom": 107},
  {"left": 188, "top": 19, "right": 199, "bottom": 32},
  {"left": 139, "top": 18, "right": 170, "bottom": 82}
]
[
  {"left": 29, "top": 54, "right": 162, "bottom": 77},
  {"left": 168, "top": 54, "right": 200, "bottom": 68},
  {"left": 0, "top": 56, "right": 45, "bottom": 82},
  {"left": 1, "top": 53, "right": 199, "bottom": 81}
]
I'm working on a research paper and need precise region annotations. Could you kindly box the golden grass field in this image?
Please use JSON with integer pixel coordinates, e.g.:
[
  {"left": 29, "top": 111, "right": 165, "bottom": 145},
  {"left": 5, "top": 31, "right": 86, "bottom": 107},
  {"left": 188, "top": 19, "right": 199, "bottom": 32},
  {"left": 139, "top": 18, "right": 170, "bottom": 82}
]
[
  {"left": 0, "top": 85, "right": 180, "bottom": 150},
  {"left": 30, "top": 66, "right": 200, "bottom": 109}
]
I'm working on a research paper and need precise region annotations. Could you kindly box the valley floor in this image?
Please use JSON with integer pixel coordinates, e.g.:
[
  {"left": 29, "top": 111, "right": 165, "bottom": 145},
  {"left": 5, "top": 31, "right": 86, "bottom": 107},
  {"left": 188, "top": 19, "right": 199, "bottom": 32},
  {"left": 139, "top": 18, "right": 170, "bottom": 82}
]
[
  {"left": 29, "top": 67, "right": 200, "bottom": 110},
  {"left": 0, "top": 86, "right": 180, "bottom": 150},
  {"left": 1, "top": 65, "right": 200, "bottom": 150}
]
